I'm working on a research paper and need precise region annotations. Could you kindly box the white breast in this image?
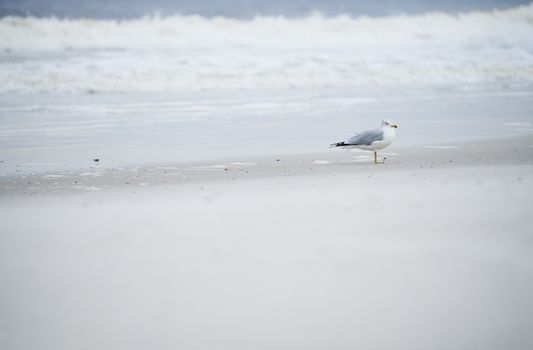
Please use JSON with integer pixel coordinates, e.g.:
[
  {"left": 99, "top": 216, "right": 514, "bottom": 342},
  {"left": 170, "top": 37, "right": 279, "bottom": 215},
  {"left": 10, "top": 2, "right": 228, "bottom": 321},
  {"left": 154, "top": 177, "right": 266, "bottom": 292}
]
[{"left": 370, "top": 127, "right": 396, "bottom": 150}]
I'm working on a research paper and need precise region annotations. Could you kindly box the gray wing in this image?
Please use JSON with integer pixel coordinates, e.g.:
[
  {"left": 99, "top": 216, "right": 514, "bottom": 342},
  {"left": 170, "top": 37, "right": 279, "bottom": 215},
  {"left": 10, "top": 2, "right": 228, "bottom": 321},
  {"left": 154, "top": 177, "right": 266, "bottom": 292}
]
[{"left": 346, "top": 128, "right": 384, "bottom": 145}]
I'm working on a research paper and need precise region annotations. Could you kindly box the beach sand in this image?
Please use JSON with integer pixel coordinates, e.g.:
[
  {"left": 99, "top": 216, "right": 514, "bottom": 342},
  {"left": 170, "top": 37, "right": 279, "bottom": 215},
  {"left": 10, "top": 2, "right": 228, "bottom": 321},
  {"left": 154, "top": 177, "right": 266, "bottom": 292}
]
[{"left": 1, "top": 135, "right": 533, "bottom": 349}]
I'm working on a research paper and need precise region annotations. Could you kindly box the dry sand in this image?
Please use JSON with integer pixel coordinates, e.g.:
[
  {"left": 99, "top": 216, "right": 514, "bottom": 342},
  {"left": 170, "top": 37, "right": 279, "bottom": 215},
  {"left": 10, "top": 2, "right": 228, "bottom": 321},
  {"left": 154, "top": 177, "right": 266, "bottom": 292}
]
[{"left": 1, "top": 135, "right": 533, "bottom": 350}]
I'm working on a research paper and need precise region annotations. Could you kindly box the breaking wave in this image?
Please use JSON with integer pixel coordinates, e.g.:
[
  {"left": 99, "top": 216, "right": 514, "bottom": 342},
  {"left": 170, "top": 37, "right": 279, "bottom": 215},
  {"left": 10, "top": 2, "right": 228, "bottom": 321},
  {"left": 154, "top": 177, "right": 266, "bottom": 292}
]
[{"left": 1, "top": 4, "right": 532, "bottom": 93}]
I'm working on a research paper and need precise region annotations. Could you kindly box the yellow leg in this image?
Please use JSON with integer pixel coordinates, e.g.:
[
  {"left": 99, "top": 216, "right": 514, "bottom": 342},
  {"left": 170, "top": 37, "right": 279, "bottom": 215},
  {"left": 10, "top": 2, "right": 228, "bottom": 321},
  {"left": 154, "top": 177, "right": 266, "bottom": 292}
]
[{"left": 374, "top": 151, "right": 384, "bottom": 164}]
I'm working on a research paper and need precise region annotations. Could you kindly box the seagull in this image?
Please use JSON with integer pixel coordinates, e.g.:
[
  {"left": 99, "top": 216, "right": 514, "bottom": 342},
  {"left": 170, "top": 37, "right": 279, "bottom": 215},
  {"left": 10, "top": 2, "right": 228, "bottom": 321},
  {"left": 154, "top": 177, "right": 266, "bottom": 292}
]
[{"left": 330, "top": 119, "right": 398, "bottom": 164}]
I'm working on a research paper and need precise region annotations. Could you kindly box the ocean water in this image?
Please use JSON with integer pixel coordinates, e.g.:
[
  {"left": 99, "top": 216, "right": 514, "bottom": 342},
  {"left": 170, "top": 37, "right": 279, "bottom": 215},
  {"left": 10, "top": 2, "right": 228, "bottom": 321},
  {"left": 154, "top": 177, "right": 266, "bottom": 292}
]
[
  {"left": 1, "top": 4, "right": 533, "bottom": 93},
  {"left": 1, "top": 0, "right": 530, "bottom": 18},
  {"left": 1, "top": 1, "right": 533, "bottom": 174}
]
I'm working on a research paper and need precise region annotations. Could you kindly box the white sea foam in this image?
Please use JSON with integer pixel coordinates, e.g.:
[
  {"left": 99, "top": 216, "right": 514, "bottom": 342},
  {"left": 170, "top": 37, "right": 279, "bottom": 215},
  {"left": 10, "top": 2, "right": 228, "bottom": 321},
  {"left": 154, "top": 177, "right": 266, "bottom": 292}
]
[
  {"left": 2, "top": 6, "right": 533, "bottom": 51},
  {"left": 0, "top": 5, "right": 532, "bottom": 93},
  {"left": 79, "top": 171, "right": 103, "bottom": 176},
  {"left": 72, "top": 185, "right": 101, "bottom": 191}
]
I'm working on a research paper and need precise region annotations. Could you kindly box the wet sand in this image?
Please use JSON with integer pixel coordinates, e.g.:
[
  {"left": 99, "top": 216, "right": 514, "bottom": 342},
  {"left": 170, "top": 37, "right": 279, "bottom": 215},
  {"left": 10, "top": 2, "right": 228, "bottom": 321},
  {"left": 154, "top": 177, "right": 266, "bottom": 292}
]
[{"left": 1, "top": 135, "right": 532, "bottom": 197}]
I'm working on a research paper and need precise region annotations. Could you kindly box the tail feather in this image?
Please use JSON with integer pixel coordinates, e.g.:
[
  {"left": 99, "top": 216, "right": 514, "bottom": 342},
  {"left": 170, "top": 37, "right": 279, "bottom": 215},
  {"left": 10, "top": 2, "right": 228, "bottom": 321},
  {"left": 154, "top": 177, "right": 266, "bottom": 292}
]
[{"left": 330, "top": 141, "right": 346, "bottom": 148}]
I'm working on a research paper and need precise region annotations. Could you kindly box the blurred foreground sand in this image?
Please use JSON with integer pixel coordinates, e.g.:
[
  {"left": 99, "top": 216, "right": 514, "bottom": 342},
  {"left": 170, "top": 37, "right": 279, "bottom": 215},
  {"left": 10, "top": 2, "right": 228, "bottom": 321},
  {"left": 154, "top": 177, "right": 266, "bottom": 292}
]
[{"left": 1, "top": 136, "right": 532, "bottom": 350}]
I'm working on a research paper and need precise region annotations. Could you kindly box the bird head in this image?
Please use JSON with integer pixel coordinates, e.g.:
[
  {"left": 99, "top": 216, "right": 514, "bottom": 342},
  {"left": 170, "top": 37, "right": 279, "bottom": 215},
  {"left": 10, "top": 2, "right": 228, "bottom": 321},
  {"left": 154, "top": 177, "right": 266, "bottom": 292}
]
[{"left": 381, "top": 119, "right": 398, "bottom": 128}]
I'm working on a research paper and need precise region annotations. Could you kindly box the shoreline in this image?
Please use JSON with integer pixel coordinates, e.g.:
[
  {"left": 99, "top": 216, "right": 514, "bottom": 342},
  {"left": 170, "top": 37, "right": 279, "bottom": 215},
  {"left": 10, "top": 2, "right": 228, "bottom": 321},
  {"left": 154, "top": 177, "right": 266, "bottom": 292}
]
[
  {"left": 1, "top": 84, "right": 532, "bottom": 179},
  {"left": 1, "top": 135, "right": 532, "bottom": 197}
]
